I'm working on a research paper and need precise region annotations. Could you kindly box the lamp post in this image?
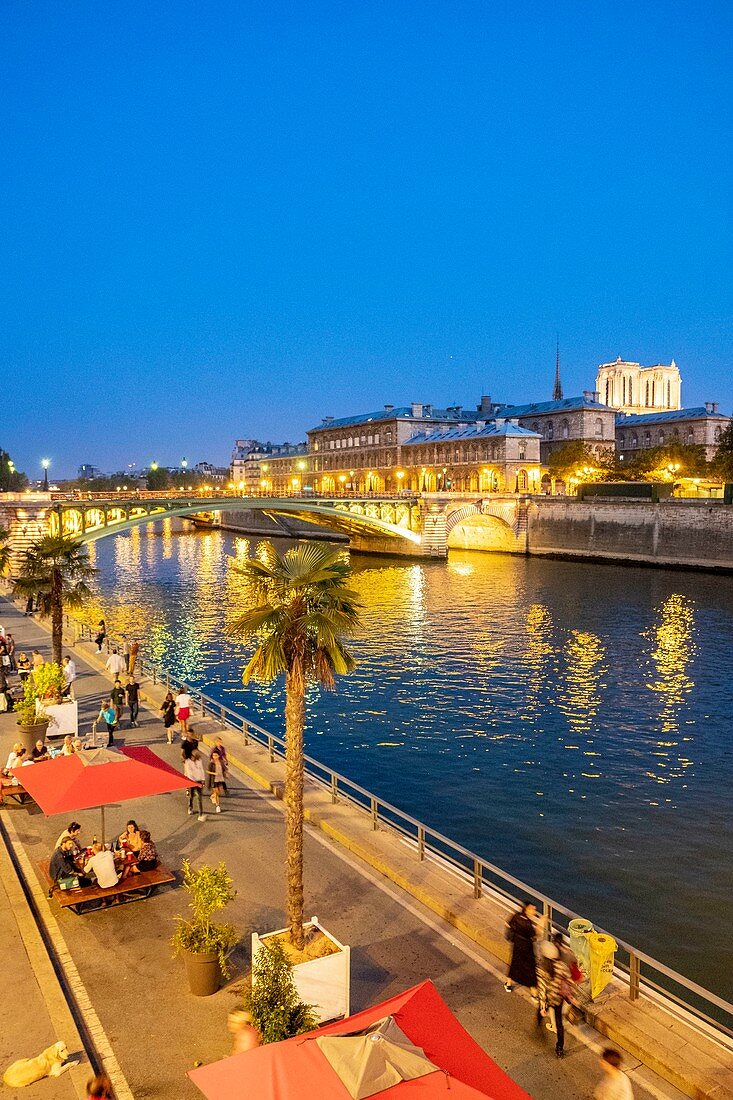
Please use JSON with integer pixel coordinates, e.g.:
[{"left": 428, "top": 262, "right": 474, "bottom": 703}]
[{"left": 41, "top": 458, "right": 50, "bottom": 491}]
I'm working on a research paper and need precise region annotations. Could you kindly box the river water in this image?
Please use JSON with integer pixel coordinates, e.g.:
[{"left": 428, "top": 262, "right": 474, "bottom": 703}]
[{"left": 86, "top": 521, "right": 733, "bottom": 999}]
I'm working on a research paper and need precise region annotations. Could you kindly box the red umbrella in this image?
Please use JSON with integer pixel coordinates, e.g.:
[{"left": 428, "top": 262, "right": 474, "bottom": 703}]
[
  {"left": 12, "top": 747, "right": 195, "bottom": 842},
  {"left": 188, "top": 980, "right": 532, "bottom": 1100}
]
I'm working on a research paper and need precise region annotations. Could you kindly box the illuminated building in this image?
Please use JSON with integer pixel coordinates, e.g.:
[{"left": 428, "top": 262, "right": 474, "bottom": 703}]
[
  {"left": 596, "top": 357, "right": 682, "bottom": 414},
  {"left": 615, "top": 404, "right": 730, "bottom": 463}
]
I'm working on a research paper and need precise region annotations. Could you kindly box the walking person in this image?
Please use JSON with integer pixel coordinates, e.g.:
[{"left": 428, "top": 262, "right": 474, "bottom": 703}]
[
  {"left": 110, "top": 678, "right": 126, "bottom": 725},
  {"left": 175, "top": 685, "right": 192, "bottom": 737},
  {"left": 214, "top": 736, "right": 230, "bottom": 796},
  {"left": 98, "top": 699, "right": 117, "bottom": 747},
  {"left": 62, "top": 655, "right": 77, "bottom": 700},
  {"left": 160, "top": 691, "right": 176, "bottom": 743},
  {"left": 94, "top": 618, "right": 106, "bottom": 652},
  {"left": 594, "top": 1049, "right": 634, "bottom": 1099},
  {"left": 208, "top": 749, "right": 226, "bottom": 814},
  {"left": 128, "top": 638, "right": 139, "bottom": 674},
  {"left": 126, "top": 676, "right": 140, "bottom": 728},
  {"left": 504, "top": 900, "right": 538, "bottom": 995},
  {"left": 122, "top": 635, "right": 131, "bottom": 672},
  {"left": 86, "top": 1073, "right": 114, "bottom": 1099},
  {"left": 5, "top": 633, "right": 16, "bottom": 672},
  {"left": 105, "top": 648, "right": 126, "bottom": 678},
  {"left": 184, "top": 749, "right": 206, "bottom": 821},
  {"left": 536, "top": 937, "right": 571, "bottom": 1058}
]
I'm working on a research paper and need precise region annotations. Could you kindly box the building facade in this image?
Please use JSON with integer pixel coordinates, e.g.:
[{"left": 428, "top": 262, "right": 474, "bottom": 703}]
[
  {"left": 596, "top": 358, "right": 681, "bottom": 415},
  {"left": 496, "top": 394, "right": 617, "bottom": 463},
  {"left": 615, "top": 404, "right": 730, "bottom": 463}
]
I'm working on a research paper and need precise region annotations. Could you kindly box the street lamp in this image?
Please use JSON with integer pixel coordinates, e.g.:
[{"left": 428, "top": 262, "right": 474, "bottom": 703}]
[
  {"left": 41, "top": 458, "right": 50, "bottom": 491},
  {"left": 150, "top": 461, "right": 159, "bottom": 471}
]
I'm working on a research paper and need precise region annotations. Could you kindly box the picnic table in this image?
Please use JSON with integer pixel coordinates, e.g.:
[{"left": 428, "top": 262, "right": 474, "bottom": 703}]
[
  {"left": 0, "top": 780, "right": 35, "bottom": 806},
  {"left": 39, "top": 858, "right": 176, "bottom": 915}
]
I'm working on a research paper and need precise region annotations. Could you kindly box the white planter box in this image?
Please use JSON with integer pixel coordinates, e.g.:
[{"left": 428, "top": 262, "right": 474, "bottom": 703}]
[
  {"left": 41, "top": 700, "right": 78, "bottom": 739},
  {"left": 252, "top": 916, "right": 350, "bottom": 1024}
]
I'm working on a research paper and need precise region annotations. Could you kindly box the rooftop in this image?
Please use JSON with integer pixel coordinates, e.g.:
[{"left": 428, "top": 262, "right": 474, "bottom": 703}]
[
  {"left": 616, "top": 406, "right": 729, "bottom": 425},
  {"left": 308, "top": 406, "right": 477, "bottom": 432},
  {"left": 499, "top": 394, "right": 612, "bottom": 418},
  {"left": 404, "top": 421, "right": 540, "bottom": 445}
]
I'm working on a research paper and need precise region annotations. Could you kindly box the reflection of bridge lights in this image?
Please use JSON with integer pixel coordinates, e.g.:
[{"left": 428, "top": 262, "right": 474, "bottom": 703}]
[
  {"left": 557, "top": 630, "right": 606, "bottom": 737},
  {"left": 644, "top": 594, "right": 696, "bottom": 782}
]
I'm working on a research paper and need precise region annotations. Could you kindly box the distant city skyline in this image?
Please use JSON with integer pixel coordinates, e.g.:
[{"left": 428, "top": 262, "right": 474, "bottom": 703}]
[{"left": 3, "top": 2, "right": 731, "bottom": 477}]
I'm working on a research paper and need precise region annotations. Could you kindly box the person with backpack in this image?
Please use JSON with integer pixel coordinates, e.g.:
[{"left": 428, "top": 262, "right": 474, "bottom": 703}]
[{"left": 536, "top": 935, "right": 572, "bottom": 1058}]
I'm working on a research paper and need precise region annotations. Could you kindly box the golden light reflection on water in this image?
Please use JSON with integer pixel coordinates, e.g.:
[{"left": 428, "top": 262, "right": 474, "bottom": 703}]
[
  {"left": 555, "top": 631, "right": 607, "bottom": 784},
  {"left": 644, "top": 593, "right": 696, "bottom": 785},
  {"left": 520, "top": 604, "right": 554, "bottom": 724}
]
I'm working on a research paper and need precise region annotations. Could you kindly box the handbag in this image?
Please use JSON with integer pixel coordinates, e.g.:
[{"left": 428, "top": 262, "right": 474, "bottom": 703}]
[{"left": 59, "top": 875, "right": 80, "bottom": 891}]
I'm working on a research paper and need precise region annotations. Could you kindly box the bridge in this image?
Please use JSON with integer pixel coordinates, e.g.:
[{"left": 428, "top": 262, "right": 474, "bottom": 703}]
[{"left": 0, "top": 490, "right": 530, "bottom": 564}]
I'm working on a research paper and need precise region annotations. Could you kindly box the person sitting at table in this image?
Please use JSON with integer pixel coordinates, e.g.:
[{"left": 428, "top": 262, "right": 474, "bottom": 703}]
[
  {"left": 84, "top": 842, "right": 119, "bottom": 889},
  {"left": 130, "top": 830, "right": 158, "bottom": 874},
  {"left": 32, "top": 740, "right": 49, "bottom": 761},
  {"left": 117, "top": 819, "right": 143, "bottom": 854},
  {"left": 61, "top": 735, "right": 76, "bottom": 756},
  {"left": 55, "top": 822, "right": 83, "bottom": 857},
  {"left": 49, "top": 837, "right": 90, "bottom": 889},
  {"left": 4, "top": 744, "right": 26, "bottom": 773}
]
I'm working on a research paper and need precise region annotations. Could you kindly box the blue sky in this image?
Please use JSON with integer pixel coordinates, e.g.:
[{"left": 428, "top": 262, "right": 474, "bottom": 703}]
[{"left": 2, "top": 1, "right": 731, "bottom": 476}]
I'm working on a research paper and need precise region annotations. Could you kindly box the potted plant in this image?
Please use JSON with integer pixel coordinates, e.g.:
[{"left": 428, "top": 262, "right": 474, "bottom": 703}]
[
  {"left": 229, "top": 542, "right": 360, "bottom": 1021},
  {"left": 243, "top": 938, "right": 317, "bottom": 1044},
  {"left": 15, "top": 680, "right": 50, "bottom": 753},
  {"left": 32, "top": 662, "right": 66, "bottom": 703},
  {"left": 251, "top": 917, "right": 351, "bottom": 1023},
  {"left": 171, "top": 860, "right": 239, "bottom": 997}
]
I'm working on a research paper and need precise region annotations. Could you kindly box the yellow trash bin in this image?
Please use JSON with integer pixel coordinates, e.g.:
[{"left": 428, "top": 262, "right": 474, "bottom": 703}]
[{"left": 587, "top": 932, "right": 617, "bottom": 999}]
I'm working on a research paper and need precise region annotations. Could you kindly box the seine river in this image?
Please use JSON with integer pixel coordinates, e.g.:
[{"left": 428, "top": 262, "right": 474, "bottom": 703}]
[{"left": 87, "top": 521, "right": 733, "bottom": 999}]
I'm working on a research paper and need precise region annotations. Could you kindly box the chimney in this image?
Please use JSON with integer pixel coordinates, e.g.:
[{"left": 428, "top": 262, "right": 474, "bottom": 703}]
[
  {"left": 423, "top": 404, "right": 432, "bottom": 416},
  {"left": 411, "top": 402, "right": 423, "bottom": 417},
  {"left": 384, "top": 404, "right": 394, "bottom": 412},
  {"left": 583, "top": 390, "right": 597, "bottom": 402},
  {"left": 478, "top": 395, "right": 492, "bottom": 415},
  {"left": 321, "top": 416, "right": 334, "bottom": 425},
  {"left": 705, "top": 401, "right": 719, "bottom": 414}
]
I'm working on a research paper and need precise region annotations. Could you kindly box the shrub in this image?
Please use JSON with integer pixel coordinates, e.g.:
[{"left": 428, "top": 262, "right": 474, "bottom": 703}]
[
  {"left": 243, "top": 939, "right": 317, "bottom": 1044},
  {"left": 171, "top": 860, "right": 239, "bottom": 977}
]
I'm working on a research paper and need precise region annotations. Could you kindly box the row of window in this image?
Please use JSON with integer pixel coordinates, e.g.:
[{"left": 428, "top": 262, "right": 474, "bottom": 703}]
[
  {"left": 530, "top": 418, "right": 605, "bottom": 440},
  {"left": 313, "top": 431, "right": 392, "bottom": 452},
  {"left": 604, "top": 377, "right": 675, "bottom": 408},
  {"left": 618, "top": 426, "right": 720, "bottom": 448}
]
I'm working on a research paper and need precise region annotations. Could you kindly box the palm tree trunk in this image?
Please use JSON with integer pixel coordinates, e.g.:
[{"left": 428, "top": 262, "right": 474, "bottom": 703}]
[
  {"left": 284, "top": 671, "right": 306, "bottom": 950},
  {"left": 51, "top": 567, "right": 63, "bottom": 665}
]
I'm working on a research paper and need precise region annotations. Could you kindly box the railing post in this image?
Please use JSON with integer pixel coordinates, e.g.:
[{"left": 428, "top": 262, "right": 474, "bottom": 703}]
[
  {"left": 417, "top": 825, "right": 425, "bottom": 861},
  {"left": 629, "top": 952, "right": 640, "bottom": 1001},
  {"left": 242, "top": 719, "right": 249, "bottom": 746},
  {"left": 543, "top": 900, "right": 553, "bottom": 937},
  {"left": 331, "top": 774, "right": 338, "bottom": 804},
  {"left": 268, "top": 735, "right": 274, "bottom": 763},
  {"left": 220, "top": 704, "right": 225, "bottom": 727},
  {"left": 371, "top": 797, "right": 378, "bottom": 830},
  {"left": 473, "top": 859, "right": 482, "bottom": 899}
]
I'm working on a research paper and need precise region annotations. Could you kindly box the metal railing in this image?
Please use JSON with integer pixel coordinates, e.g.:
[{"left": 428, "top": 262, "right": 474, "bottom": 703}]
[{"left": 67, "top": 613, "right": 733, "bottom": 1049}]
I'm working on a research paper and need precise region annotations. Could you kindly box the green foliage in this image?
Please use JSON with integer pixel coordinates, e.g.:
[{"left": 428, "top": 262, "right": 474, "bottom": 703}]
[
  {"left": 547, "top": 442, "right": 616, "bottom": 480},
  {"left": 146, "top": 467, "right": 171, "bottom": 491},
  {"left": 15, "top": 679, "right": 48, "bottom": 727},
  {"left": 171, "top": 860, "right": 239, "bottom": 977},
  {"left": 712, "top": 420, "right": 733, "bottom": 480},
  {"left": 242, "top": 939, "right": 318, "bottom": 1044},
  {"left": 624, "top": 442, "right": 708, "bottom": 479},
  {"left": 0, "top": 525, "right": 9, "bottom": 576},
  {"left": 0, "top": 448, "right": 28, "bottom": 492},
  {"left": 33, "top": 662, "right": 66, "bottom": 699},
  {"left": 230, "top": 541, "right": 362, "bottom": 691},
  {"left": 12, "top": 536, "right": 97, "bottom": 611}
]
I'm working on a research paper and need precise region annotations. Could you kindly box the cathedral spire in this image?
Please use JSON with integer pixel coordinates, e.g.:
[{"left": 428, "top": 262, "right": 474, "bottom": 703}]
[{"left": 552, "top": 337, "right": 563, "bottom": 401}]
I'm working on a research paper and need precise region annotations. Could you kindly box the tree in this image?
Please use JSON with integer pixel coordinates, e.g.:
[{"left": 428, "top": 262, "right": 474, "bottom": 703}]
[
  {"left": 229, "top": 542, "right": 361, "bottom": 949},
  {"left": 146, "top": 466, "right": 171, "bottom": 491},
  {"left": 12, "top": 536, "right": 97, "bottom": 664},
  {"left": 712, "top": 420, "right": 733, "bottom": 481},
  {"left": 625, "top": 442, "right": 708, "bottom": 480},
  {"left": 0, "top": 448, "right": 28, "bottom": 492},
  {"left": 547, "top": 442, "right": 616, "bottom": 482}
]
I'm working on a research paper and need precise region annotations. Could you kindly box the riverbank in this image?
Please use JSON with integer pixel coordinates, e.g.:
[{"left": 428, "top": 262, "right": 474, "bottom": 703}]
[
  {"left": 1, "top": 594, "right": 730, "bottom": 1098},
  {"left": 0, "top": 594, "right": 717, "bottom": 1100}
]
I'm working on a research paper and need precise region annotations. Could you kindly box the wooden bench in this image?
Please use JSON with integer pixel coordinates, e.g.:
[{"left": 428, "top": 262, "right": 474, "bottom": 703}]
[
  {"left": 0, "top": 782, "right": 35, "bottom": 807},
  {"left": 39, "top": 858, "right": 176, "bottom": 915}
]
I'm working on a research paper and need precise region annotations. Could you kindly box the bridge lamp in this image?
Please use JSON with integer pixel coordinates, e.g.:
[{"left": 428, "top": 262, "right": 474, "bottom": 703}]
[
  {"left": 181, "top": 458, "right": 188, "bottom": 469},
  {"left": 41, "top": 458, "right": 50, "bottom": 490},
  {"left": 150, "top": 462, "right": 159, "bottom": 471}
]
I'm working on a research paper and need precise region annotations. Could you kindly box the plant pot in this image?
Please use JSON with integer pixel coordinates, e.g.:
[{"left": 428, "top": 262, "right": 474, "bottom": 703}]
[
  {"left": 183, "top": 949, "right": 222, "bottom": 997},
  {"left": 252, "top": 917, "right": 350, "bottom": 1023},
  {"left": 17, "top": 719, "right": 49, "bottom": 754}
]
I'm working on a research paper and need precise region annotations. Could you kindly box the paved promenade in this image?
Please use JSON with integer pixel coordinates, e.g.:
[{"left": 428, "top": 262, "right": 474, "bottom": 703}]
[{"left": 0, "top": 596, "right": 694, "bottom": 1099}]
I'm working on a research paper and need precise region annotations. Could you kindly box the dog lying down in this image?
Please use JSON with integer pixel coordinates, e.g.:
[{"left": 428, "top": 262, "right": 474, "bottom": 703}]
[{"left": 3, "top": 1041, "right": 79, "bottom": 1088}]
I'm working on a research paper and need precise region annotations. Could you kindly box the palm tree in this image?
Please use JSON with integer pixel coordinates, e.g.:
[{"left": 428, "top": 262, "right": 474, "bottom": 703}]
[
  {"left": 13, "top": 535, "right": 97, "bottom": 664},
  {"left": 0, "top": 525, "right": 9, "bottom": 577},
  {"left": 229, "top": 541, "right": 361, "bottom": 949}
]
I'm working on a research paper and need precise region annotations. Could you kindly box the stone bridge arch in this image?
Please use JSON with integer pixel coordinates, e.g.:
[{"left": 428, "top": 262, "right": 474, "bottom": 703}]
[{"left": 444, "top": 498, "right": 526, "bottom": 553}]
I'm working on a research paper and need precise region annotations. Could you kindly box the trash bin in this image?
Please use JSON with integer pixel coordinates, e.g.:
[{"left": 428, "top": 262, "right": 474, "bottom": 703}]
[
  {"left": 568, "top": 918, "right": 594, "bottom": 980},
  {"left": 587, "top": 932, "right": 617, "bottom": 1000}
]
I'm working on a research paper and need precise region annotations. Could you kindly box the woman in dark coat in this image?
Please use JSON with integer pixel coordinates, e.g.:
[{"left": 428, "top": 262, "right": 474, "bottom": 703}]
[
  {"left": 160, "top": 692, "right": 177, "bottom": 744},
  {"left": 504, "top": 900, "right": 538, "bottom": 993}
]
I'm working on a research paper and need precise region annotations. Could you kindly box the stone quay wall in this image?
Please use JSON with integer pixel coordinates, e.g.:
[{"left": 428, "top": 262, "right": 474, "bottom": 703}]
[{"left": 527, "top": 498, "right": 733, "bottom": 571}]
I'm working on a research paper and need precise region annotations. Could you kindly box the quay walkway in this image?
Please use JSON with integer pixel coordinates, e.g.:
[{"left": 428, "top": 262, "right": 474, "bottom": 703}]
[{"left": 0, "top": 595, "right": 728, "bottom": 1099}]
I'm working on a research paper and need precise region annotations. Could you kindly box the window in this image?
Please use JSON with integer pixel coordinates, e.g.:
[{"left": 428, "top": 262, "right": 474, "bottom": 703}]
[
  {"left": 618, "top": 433, "right": 625, "bottom": 448},
  {"left": 644, "top": 431, "right": 651, "bottom": 445},
  {"left": 561, "top": 419, "right": 569, "bottom": 439},
  {"left": 374, "top": 433, "right": 380, "bottom": 444},
  {"left": 715, "top": 426, "right": 722, "bottom": 441},
  {"left": 628, "top": 379, "right": 633, "bottom": 406},
  {"left": 605, "top": 379, "right": 611, "bottom": 405},
  {"left": 313, "top": 441, "right": 319, "bottom": 452},
  {"left": 658, "top": 431, "right": 665, "bottom": 444},
  {"left": 595, "top": 417, "right": 604, "bottom": 438},
  {"left": 687, "top": 428, "right": 694, "bottom": 443},
  {"left": 367, "top": 434, "right": 373, "bottom": 444},
  {"left": 622, "top": 376, "right": 626, "bottom": 405},
  {"left": 667, "top": 380, "right": 671, "bottom": 407},
  {"left": 531, "top": 421, "right": 539, "bottom": 433},
  {"left": 329, "top": 440, "right": 334, "bottom": 450},
  {"left": 645, "top": 381, "right": 650, "bottom": 406},
  {"left": 546, "top": 421, "right": 554, "bottom": 440},
  {"left": 632, "top": 434, "right": 638, "bottom": 448},
  {"left": 519, "top": 448, "right": 526, "bottom": 460}
]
